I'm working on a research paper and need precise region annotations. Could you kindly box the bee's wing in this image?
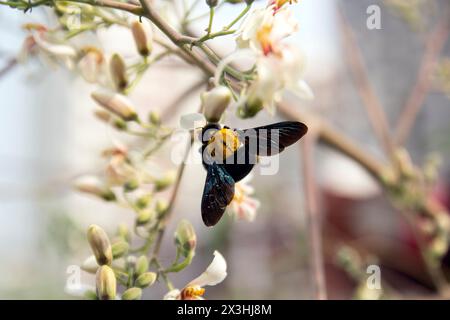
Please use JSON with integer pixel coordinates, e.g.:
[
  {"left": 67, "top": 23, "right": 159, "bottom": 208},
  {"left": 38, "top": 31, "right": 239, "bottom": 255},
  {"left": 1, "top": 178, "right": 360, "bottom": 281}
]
[
  {"left": 238, "top": 121, "right": 308, "bottom": 156},
  {"left": 201, "top": 162, "right": 235, "bottom": 227}
]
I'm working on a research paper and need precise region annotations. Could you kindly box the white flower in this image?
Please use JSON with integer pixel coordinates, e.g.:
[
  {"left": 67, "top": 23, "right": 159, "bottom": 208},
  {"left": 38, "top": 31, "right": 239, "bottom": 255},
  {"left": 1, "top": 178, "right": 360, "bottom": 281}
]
[
  {"left": 237, "top": 6, "right": 298, "bottom": 56},
  {"left": 20, "top": 24, "right": 77, "bottom": 69},
  {"left": 242, "top": 44, "right": 313, "bottom": 115},
  {"left": 77, "top": 47, "right": 106, "bottom": 83},
  {"left": 164, "top": 251, "right": 227, "bottom": 300},
  {"left": 227, "top": 174, "right": 260, "bottom": 222}
]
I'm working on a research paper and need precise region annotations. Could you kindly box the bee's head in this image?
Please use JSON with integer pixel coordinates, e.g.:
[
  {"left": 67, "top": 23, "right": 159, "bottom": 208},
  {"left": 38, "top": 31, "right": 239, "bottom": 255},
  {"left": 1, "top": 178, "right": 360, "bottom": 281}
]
[{"left": 200, "top": 123, "right": 221, "bottom": 143}]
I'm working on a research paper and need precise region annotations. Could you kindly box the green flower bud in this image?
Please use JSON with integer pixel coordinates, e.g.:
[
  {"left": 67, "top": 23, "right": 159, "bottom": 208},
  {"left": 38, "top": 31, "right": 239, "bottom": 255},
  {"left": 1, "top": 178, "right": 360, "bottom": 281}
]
[
  {"left": 135, "top": 272, "right": 157, "bottom": 288},
  {"left": 87, "top": 225, "right": 112, "bottom": 266},
  {"left": 114, "top": 270, "right": 129, "bottom": 285},
  {"left": 202, "top": 86, "right": 232, "bottom": 123},
  {"left": 239, "top": 96, "right": 263, "bottom": 119},
  {"left": 135, "top": 255, "right": 149, "bottom": 276},
  {"left": 113, "top": 118, "right": 128, "bottom": 131},
  {"left": 149, "top": 111, "right": 161, "bottom": 125},
  {"left": 126, "top": 256, "right": 137, "bottom": 270},
  {"left": 84, "top": 290, "right": 98, "bottom": 300},
  {"left": 175, "top": 219, "right": 197, "bottom": 258},
  {"left": 131, "top": 21, "right": 152, "bottom": 57},
  {"left": 206, "top": 0, "right": 218, "bottom": 7},
  {"left": 112, "top": 241, "right": 129, "bottom": 259},
  {"left": 135, "top": 193, "right": 152, "bottom": 209},
  {"left": 124, "top": 179, "right": 139, "bottom": 192},
  {"left": 121, "top": 287, "right": 142, "bottom": 300},
  {"left": 154, "top": 171, "right": 176, "bottom": 192},
  {"left": 110, "top": 53, "right": 128, "bottom": 91},
  {"left": 155, "top": 200, "right": 169, "bottom": 217},
  {"left": 96, "top": 265, "right": 116, "bottom": 300},
  {"left": 117, "top": 223, "right": 131, "bottom": 243},
  {"left": 136, "top": 209, "right": 154, "bottom": 225}
]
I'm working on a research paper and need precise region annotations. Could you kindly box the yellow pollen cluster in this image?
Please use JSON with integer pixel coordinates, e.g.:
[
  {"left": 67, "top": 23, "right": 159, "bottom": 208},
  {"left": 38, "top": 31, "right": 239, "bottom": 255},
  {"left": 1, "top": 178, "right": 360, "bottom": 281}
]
[
  {"left": 183, "top": 286, "right": 205, "bottom": 298},
  {"left": 207, "top": 128, "right": 240, "bottom": 159},
  {"left": 233, "top": 184, "right": 245, "bottom": 204},
  {"left": 274, "top": 0, "right": 298, "bottom": 9},
  {"left": 256, "top": 24, "right": 274, "bottom": 56}
]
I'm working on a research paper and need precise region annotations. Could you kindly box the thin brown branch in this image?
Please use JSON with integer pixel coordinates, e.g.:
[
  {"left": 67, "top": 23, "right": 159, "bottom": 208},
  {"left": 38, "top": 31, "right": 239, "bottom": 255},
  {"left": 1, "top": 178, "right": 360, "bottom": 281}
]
[
  {"left": 151, "top": 134, "right": 193, "bottom": 257},
  {"left": 139, "top": 0, "right": 216, "bottom": 77},
  {"left": 338, "top": 8, "right": 396, "bottom": 157},
  {"left": 301, "top": 129, "right": 327, "bottom": 300},
  {"left": 0, "top": 58, "right": 17, "bottom": 79},
  {"left": 278, "top": 100, "right": 386, "bottom": 181},
  {"left": 394, "top": 10, "right": 450, "bottom": 145}
]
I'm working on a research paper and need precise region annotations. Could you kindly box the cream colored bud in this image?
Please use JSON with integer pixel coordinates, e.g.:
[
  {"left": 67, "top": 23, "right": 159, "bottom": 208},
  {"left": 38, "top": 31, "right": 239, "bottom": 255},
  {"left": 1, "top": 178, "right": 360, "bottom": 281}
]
[
  {"left": 94, "top": 109, "right": 112, "bottom": 123},
  {"left": 110, "top": 53, "right": 128, "bottom": 91},
  {"left": 131, "top": 21, "right": 152, "bottom": 57},
  {"left": 135, "top": 255, "right": 149, "bottom": 276},
  {"left": 74, "top": 176, "right": 116, "bottom": 201},
  {"left": 112, "top": 240, "right": 129, "bottom": 259},
  {"left": 87, "top": 224, "right": 113, "bottom": 266},
  {"left": 135, "top": 272, "right": 157, "bottom": 288},
  {"left": 202, "top": 86, "right": 232, "bottom": 123},
  {"left": 117, "top": 223, "right": 131, "bottom": 242},
  {"left": 91, "top": 90, "right": 138, "bottom": 121},
  {"left": 154, "top": 171, "right": 176, "bottom": 192},
  {"left": 96, "top": 265, "right": 116, "bottom": 300},
  {"left": 155, "top": 200, "right": 169, "bottom": 217},
  {"left": 135, "top": 193, "right": 152, "bottom": 209},
  {"left": 81, "top": 255, "right": 99, "bottom": 274},
  {"left": 122, "top": 287, "right": 142, "bottom": 300},
  {"left": 175, "top": 219, "right": 197, "bottom": 258},
  {"left": 149, "top": 111, "right": 161, "bottom": 125},
  {"left": 136, "top": 209, "right": 154, "bottom": 225}
]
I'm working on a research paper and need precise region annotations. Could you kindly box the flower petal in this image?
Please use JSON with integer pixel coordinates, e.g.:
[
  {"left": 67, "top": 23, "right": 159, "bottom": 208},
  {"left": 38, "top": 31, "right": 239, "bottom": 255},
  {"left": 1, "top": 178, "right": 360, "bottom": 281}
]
[
  {"left": 187, "top": 251, "right": 227, "bottom": 288},
  {"left": 164, "top": 289, "right": 181, "bottom": 300}
]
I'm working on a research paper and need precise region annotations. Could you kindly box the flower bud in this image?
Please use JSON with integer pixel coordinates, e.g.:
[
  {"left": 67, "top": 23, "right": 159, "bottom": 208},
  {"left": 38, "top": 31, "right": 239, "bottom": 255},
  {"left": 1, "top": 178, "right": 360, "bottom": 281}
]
[
  {"left": 122, "top": 287, "right": 142, "bottom": 300},
  {"left": 239, "top": 96, "right": 263, "bottom": 119},
  {"left": 124, "top": 179, "right": 139, "bottom": 192},
  {"left": 94, "top": 109, "right": 112, "bottom": 123},
  {"left": 91, "top": 90, "right": 138, "bottom": 121},
  {"left": 131, "top": 21, "right": 152, "bottom": 57},
  {"left": 155, "top": 200, "right": 169, "bottom": 217},
  {"left": 81, "top": 255, "right": 99, "bottom": 274},
  {"left": 126, "top": 255, "right": 137, "bottom": 270},
  {"left": 74, "top": 176, "right": 116, "bottom": 201},
  {"left": 110, "top": 53, "right": 128, "bottom": 91},
  {"left": 149, "top": 111, "right": 161, "bottom": 125},
  {"left": 202, "top": 86, "right": 232, "bottom": 123},
  {"left": 87, "top": 225, "right": 113, "bottom": 266},
  {"left": 117, "top": 223, "right": 131, "bottom": 242},
  {"left": 136, "top": 209, "right": 154, "bottom": 225},
  {"left": 154, "top": 171, "right": 176, "bottom": 192},
  {"left": 115, "top": 270, "right": 129, "bottom": 284},
  {"left": 135, "top": 255, "right": 149, "bottom": 276},
  {"left": 175, "top": 219, "right": 197, "bottom": 258},
  {"left": 84, "top": 290, "right": 98, "bottom": 300},
  {"left": 135, "top": 193, "right": 152, "bottom": 209},
  {"left": 112, "top": 240, "right": 129, "bottom": 259},
  {"left": 96, "top": 265, "right": 116, "bottom": 300},
  {"left": 135, "top": 272, "right": 157, "bottom": 288},
  {"left": 206, "top": 0, "right": 218, "bottom": 7},
  {"left": 429, "top": 234, "right": 448, "bottom": 259}
]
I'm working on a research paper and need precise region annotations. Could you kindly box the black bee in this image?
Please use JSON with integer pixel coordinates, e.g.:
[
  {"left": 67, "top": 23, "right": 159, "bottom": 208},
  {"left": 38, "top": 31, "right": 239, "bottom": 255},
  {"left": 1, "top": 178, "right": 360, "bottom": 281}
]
[{"left": 200, "top": 121, "right": 308, "bottom": 226}]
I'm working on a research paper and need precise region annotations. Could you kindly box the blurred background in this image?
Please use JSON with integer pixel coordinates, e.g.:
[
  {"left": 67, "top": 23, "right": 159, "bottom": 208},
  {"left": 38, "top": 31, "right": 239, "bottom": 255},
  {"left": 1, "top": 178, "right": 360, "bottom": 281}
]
[{"left": 0, "top": 0, "right": 450, "bottom": 299}]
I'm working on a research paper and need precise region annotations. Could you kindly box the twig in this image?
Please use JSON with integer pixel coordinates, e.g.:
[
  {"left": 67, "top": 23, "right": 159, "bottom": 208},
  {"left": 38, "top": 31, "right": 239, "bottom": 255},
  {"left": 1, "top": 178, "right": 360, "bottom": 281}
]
[
  {"left": 0, "top": 58, "right": 17, "bottom": 79},
  {"left": 277, "top": 100, "right": 386, "bottom": 181},
  {"left": 394, "top": 9, "right": 450, "bottom": 145},
  {"left": 151, "top": 133, "right": 194, "bottom": 257},
  {"left": 338, "top": 8, "right": 396, "bottom": 158},
  {"left": 301, "top": 128, "right": 327, "bottom": 300}
]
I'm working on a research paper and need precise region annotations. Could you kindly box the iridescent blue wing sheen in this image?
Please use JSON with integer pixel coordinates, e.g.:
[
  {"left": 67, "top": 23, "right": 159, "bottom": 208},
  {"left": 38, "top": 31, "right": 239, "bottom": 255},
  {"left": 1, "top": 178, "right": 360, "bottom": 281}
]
[
  {"left": 201, "top": 162, "right": 235, "bottom": 227},
  {"left": 238, "top": 121, "right": 308, "bottom": 156}
]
